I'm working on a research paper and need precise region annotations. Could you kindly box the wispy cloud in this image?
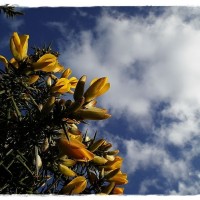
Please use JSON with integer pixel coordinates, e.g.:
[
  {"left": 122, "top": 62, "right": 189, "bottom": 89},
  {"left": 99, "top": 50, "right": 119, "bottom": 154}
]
[
  {"left": 0, "top": 15, "right": 24, "bottom": 50},
  {"left": 57, "top": 7, "right": 200, "bottom": 194},
  {"left": 139, "top": 179, "right": 161, "bottom": 194}
]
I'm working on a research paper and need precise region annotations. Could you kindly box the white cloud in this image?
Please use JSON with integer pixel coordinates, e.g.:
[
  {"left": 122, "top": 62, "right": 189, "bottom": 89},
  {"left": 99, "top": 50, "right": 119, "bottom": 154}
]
[
  {"left": 59, "top": 7, "right": 200, "bottom": 146},
  {"left": 57, "top": 7, "right": 200, "bottom": 194},
  {"left": 170, "top": 180, "right": 200, "bottom": 195},
  {"left": 0, "top": 16, "right": 24, "bottom": 49},
  {"left": 139, "top": 179, "right": 160, "bottom": 194},
  {"left": 46, "top": 21, "right": 67, "bottom": 36},
  {"left": 123, "top": 139, "right": 189, "bottom": 180},
  {"left": 2, "top": 13, "right": 24, "bottom": 31}
]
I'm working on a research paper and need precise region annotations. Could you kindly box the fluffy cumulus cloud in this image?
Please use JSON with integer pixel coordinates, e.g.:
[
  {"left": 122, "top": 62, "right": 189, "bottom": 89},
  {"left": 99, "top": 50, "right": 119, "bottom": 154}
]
[
  {"left": 123, "top": 139, "right": 189, "bottom": 179},
  {"left": 57, "top": 7, "right": 200, "bottom": 194}
]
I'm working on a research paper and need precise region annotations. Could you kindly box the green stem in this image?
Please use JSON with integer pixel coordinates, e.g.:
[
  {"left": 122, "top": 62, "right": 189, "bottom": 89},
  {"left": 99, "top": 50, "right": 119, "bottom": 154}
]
[{"left": 10, "top": 95, "right": 22, "bottom": 121}]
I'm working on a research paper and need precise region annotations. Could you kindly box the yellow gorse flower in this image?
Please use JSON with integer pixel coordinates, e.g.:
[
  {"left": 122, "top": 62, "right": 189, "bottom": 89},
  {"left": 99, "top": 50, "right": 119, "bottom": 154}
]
[
  {"left": 51, "top": 68, "right": 78, "bottom": 94},
  {"left": 61, "top": 68, "right": 78, "bottom": 92},
  {"left": 112, "top": 187, "right": 124, "bottom": 194},
  {"left": 61, "top": 176, "right": 87, "bottom": 194},
  {"left": 58, "top": 138, "right": 94, "bottom": 162},
  {"left": 10, "top": 32, "right": 29, "bottom": 61},
  {"left": 108, "top": 172, "right": 128, "bottom": 185},
  {"left": 32, "top": 53, "right": 64, "bottom": 73},
  {"left": 103, "top": 156, "right": 123, "bottom": 171},
  {"left": 84, "top": 77, "right": 110, "bottom": 102},
  {"left": 51, "top": 78, "right": 71, "bottom": 94}
]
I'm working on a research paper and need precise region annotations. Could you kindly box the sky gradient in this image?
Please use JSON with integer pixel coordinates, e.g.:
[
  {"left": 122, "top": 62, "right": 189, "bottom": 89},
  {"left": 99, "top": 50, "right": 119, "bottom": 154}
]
[{"left": 1, "top": 6, "right": 200, "bottom": 195}]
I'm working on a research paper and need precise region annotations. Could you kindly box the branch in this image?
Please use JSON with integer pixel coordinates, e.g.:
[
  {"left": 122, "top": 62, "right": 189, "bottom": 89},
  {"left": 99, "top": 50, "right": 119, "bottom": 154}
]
[{"left": 0, "top": 4, "right": 24, "bottom": 18}]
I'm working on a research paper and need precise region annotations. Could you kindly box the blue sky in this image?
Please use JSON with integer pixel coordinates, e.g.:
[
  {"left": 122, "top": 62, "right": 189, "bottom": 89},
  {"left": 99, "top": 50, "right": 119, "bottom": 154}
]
[{"left": 2, "top": 6, "right": 200, "bottom": 195}]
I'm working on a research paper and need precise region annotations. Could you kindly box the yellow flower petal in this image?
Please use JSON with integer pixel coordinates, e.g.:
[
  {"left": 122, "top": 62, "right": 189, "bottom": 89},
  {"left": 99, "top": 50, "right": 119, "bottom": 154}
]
[
  {"left": 108, "top": 173, "right": 128, "bottom": 185},
  {"left": 112, "top": 187, "right": 124, "bottom": 194},
  {"left": 61, "top": 68, "right": 72, "bottom": 78},
  {"left": 84, "top": 77, "right": 110, "bottom": 102},
  {"left": 61, "top": 176, "right": 87, "bottom": 194},
  {"left": 74, "top": 107, "right": 111, "bottom": 120},
  {"left": 51, "top": 78, "right": 71, "bottom": 94},
  {"left": 69, "top": 77, "right": 78, "bottom": 88},
  {"left": 58, "top": 138, "right": 94, "bottom": 162},
  {"left": 0, "top": 55, "right": 8, "bottom": 67},
  {"left": 103, "top": 156, "right": 123, "bottom": 170},
  {"left": 10, "top": 58, "right": 19, "bottom": 69},
  {"left": 96, "top": 83, "right": 110, "bottom": 98},
  {"left": 60, "top": 158, "right": 77, "bottom": 167},
  {"left": 28, "top": 75, "right": 39, "bottom": 85},
  {"left": 10, "top": 32, "right": 29, "bottom": 61},
  {"left": 53, "top": 64, "right": 64, "bottom": 73},
  {"left": 32, "top": 54, "right": 59, "bottom": 72}
]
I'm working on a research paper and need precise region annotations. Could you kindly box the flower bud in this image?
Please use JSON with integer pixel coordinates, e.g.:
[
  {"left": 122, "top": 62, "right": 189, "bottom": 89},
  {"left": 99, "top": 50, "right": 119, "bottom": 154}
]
[
  {"left": 67, "top": 97, "right": 85, "bottom": 113},
  {"left": 101, "top": 143, "right": 112, "bottom": 151},
  {"left": 93, "top": 155, "right": 108, "bottom": 165},
  {"left": 84, "top": 77, "right": 110, "bottom": 102},
  {"left": 60, "top": 158, "right": 77, "bottom": 167},
  {"left": 46, "top": 76, "right": 52, "bottom": 87},
  {"left": 68, "top": 124, "right": 81, "bottom": 135},
  {"left": 28, "top": 75, "right": 39, "bottom": 85},
  {"left": 61, "top": 68, "right": 72, "bottom": 78},
  {"left": 73, "top": 75, "right": 87, "bottom": 101},
  {"left": 107, "top": 150, "right": 119, "bottom": 156},
  {"left": 100, "top": 168, "right": 105, "bottom": 179},
  {"left": 74, "top": 107, "right": 111, "bottom": 120},
  {"left": 10, "top": 32, "right": 29, "bottom": 61},
  {"left": 38, "top": 104, "right": 43, "bottom": 111},
  {"left": 41, "top": 96, "right": 56, "bottom": 115},
  {"left": 58, "top": 164, "right": 76, "bottom": 177},
  {"left": 89, "top": 139, "right": 106, "bottom": 152},
  {"left": 33, "top": 154, "right": 42, "bottom": 169},
  {"left": 104, "top": 168, "right": 120, "bottom": 180},
  {"left": 105, "top": 155, "right": 115, "bottom": 161}
]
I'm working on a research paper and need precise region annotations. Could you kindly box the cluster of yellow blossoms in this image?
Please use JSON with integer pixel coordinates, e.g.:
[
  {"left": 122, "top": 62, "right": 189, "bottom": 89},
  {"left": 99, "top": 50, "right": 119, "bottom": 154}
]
[{"left": 0, "top": 32, "right": 128, "bottom": 194}]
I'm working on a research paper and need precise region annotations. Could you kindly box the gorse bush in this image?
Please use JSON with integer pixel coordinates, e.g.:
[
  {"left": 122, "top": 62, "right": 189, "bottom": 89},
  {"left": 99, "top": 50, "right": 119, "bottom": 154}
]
[{"left": 0, "top": 32, "right": 128, "bottom": 194}]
